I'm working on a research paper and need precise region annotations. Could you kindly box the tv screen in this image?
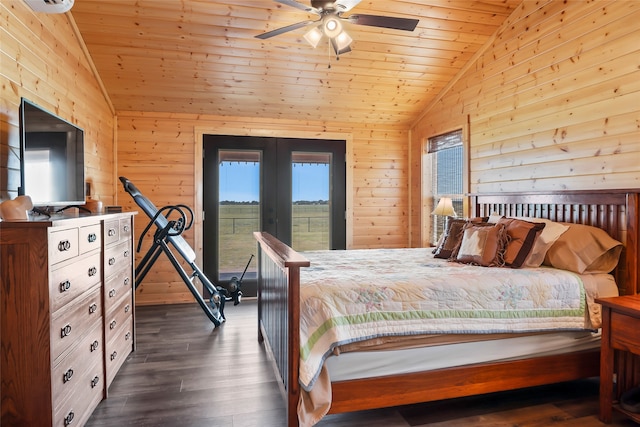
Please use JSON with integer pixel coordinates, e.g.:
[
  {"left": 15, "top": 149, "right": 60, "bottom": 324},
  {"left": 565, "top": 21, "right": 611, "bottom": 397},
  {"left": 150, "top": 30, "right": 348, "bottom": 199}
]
[{"left": 19, "top": 98, "right": 85, "bottom": 208}]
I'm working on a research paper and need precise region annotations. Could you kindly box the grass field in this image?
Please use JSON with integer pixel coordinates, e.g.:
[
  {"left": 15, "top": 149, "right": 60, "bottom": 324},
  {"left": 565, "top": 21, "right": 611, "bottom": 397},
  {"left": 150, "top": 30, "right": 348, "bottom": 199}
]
[{"left": 218, "top": 204, "right": 329, "bottom": 274}]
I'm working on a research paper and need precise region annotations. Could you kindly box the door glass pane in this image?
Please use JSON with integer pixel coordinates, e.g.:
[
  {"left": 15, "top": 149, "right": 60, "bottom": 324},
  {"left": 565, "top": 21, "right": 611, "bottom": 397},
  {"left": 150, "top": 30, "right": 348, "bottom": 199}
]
[
  {"left": 291, "top": 152, "right": 331, "bottom": 251},
  {"left": 218, "top": 150, "right": 260, "bottom": 281}
]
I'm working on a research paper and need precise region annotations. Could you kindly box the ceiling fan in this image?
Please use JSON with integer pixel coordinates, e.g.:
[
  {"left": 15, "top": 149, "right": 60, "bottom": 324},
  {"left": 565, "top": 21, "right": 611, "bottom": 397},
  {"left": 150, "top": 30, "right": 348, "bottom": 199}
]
[{"left": 256, "top": 0, "right": 419, "bottom": 57}]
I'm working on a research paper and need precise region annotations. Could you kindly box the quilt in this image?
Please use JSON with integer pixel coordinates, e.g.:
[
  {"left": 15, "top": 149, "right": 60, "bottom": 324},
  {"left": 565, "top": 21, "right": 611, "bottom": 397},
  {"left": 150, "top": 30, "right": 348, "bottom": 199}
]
[{"left": 298, "top": 248, "right": 592, "bottom": 391}]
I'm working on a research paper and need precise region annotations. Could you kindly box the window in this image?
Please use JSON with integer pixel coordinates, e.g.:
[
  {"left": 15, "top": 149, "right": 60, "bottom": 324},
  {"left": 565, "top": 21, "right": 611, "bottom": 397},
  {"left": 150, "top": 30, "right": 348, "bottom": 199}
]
[{"left": 427, "top": 129, "right": 463, "bottom": 244}]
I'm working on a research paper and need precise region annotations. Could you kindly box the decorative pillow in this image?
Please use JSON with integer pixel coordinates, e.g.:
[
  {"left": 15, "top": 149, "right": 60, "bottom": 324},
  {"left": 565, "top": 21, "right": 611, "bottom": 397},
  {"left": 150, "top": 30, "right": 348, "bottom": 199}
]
[
  {"left": 543, "top": 223, "right": 623, "bottom": 274},
  {"left": 454, "top": 222, "right": 507, "bottom": 267},
  {"left": 433, "top": 218, "right": 467, "bottom": 259},
  {"left": 498, "top": 218, "right": 546, "bottom": 268},
  {"left": 515, "top": 217, "right": 570, "bottom": 267},
  {"left": 487, "top": 212, "right": 504, "bottom": 224},
  {"left": 432, "top": 217, "right": 486, "bottom": 259}
]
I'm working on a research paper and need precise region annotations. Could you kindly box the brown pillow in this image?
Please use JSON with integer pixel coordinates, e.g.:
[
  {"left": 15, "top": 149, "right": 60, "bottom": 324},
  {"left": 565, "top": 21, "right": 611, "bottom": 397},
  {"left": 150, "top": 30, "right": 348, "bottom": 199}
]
[
  {"left": 543, "top": 223, "right": 623, "bottom": 274},
  {"left": 433, "top": 217, "right": 486, "bottom": 259},
  {"left": 454, "top": 222, "right": 507, "bottom": 267},
  {"left": 498, "top": 218, "right": 546, "bottom": 268}
]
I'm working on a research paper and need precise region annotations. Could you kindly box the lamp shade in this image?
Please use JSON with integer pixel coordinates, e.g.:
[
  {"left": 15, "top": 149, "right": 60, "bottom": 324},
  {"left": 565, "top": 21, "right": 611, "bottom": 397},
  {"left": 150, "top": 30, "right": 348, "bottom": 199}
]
[
  {"left": 304, "top": 26, "right": 323, "bottom": 48},
  {"left": 333, "top": 30, "right": 352, "bottom": 52},
  {"left": 431, "top": 197, "right": 456, "bottom": 217}
]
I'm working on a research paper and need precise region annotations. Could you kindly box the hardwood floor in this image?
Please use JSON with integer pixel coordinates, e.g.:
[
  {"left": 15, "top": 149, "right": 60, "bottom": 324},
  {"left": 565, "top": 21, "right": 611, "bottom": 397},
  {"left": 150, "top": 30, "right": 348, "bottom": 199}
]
[{"left": 87, "top": 300, "right": 637, "bottom": 427}]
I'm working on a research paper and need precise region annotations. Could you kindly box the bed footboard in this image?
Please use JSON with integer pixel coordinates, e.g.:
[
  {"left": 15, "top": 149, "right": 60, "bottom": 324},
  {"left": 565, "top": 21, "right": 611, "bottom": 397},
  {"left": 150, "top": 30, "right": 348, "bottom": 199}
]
[{"left": 254, "top": 232, "right": 309, "bottom": 427}]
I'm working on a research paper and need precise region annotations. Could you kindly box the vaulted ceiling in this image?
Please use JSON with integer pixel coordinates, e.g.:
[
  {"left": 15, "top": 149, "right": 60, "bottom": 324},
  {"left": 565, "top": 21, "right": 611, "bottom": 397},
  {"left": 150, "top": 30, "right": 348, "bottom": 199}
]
[{"left": 71, "top": 0, "right": 522, "bottom": 127}]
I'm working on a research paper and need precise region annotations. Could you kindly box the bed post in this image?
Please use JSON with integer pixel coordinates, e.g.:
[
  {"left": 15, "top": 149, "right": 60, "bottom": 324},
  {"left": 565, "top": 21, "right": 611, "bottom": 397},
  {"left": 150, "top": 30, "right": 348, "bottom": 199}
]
[
  {"left": 254, "top": 232, "right": 309, "bottom": 427},
  {"left": 625, "top": 192, "right": 639, "bottom": 295}
]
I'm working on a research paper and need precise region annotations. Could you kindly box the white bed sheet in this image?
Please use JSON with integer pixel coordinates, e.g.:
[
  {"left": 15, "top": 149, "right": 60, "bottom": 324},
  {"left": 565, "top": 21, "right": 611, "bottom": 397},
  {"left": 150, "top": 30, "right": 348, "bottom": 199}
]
[{"left": 326, "top": 330, "right": 601, "bottom": 382}]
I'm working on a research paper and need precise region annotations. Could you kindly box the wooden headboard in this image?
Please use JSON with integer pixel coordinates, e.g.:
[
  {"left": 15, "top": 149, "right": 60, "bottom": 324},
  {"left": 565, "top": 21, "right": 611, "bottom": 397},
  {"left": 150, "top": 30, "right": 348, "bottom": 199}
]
[{"left": 471, "top": 190, "right": 639, "bottom": 295}]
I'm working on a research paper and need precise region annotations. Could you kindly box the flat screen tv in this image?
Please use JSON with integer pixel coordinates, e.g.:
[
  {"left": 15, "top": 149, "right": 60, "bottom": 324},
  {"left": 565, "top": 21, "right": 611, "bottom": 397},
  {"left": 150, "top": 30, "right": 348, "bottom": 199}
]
[{"left": 19, "top": 98, "right": 85, "bottom": 209}]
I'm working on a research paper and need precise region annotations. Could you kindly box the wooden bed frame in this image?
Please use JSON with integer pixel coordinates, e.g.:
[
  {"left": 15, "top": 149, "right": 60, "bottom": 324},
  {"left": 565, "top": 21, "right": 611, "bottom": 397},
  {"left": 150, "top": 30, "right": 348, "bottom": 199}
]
[{"left": 254, "top": 190, "right": 640, "bottom": 426}]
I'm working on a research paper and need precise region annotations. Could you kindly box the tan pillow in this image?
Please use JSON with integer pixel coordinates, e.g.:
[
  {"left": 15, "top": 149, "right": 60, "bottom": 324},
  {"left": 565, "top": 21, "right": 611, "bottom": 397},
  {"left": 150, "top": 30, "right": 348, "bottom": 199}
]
[
  {"left": 543, "top": 223, "right": 623, "bottom": 274},
  {"left": 454, "top": 222, "right": 507, "bottom": 267},
  {"left": 515, "top": 217, "right": 570, "bottom": 267},
  {"left": 498, "top": 218, "right": 546, "bottom": 268}
]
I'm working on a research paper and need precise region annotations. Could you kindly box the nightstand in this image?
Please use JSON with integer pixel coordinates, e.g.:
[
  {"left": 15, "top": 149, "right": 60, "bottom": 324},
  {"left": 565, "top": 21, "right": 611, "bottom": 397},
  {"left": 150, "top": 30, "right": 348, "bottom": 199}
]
[{"left": 596, "top": 294, "right": 640, "bottom": 424}]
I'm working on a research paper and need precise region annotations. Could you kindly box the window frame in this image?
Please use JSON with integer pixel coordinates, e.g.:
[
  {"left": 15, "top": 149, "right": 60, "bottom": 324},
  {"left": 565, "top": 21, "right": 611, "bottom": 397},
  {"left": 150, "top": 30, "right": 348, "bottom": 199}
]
[{"left": 422, "top": 125, "right": 469, "bottom": 246}]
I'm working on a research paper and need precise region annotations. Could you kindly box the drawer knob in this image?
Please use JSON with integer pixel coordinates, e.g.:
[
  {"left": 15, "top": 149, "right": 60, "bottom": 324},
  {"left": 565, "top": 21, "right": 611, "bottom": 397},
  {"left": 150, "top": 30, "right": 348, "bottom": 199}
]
[
  {"left": 87, "top": 233, "right": 97, "bottom": 243},
  {"left": 88, "top": 266, "right": 98, "bottom": 277},
  {"left": 124, "top": 250, "right": 130, "bottom": 258},
  {"left": 109, "top": 257, "right": 116, "bottom": 266},
  {"left": 125, "top": 304, "right": 130, "bottom": 313},
  {"left": 89, "top": 303, "right": 98, "bottom": 314},
  {"left": 91, "top": 375, "right": 100, "bottom": 388},
  {"left": 90, "top": 340, "right": 100, "bottom": 352},
  {"left": 59, "top": 280, "right": 71, "bottom": 293},
  {"left": 63, "top": 368, "right": 74, "bottom": 383},
  {"left": 110, "top": 351, "right": 118, "bottom": 361},
  {"left": 124, "top": 225, "right": 130, "bottom": 232},
  {"left": 110, "top": 320, "right": 117, "bottom": 330},
  {"left": 109, "top": 289, "right": 117, "bottom": 298},
  {"left": 124, "top": 277, "right": 130, "bottom": 286},
  {"left": 64, "top": 411, "right": 75, "bottom": 426},
  {"left": 61, "top": 324, "right": 72, "bottom": 338},
  {"left": 125, "top": 331, "right": 131, "bottom": 341},
  {"left": 58, "top": 240, "right": 71, "bottom": 252},
  {"left": 108, "top": 228, "right": 116, "bottom": 237}
]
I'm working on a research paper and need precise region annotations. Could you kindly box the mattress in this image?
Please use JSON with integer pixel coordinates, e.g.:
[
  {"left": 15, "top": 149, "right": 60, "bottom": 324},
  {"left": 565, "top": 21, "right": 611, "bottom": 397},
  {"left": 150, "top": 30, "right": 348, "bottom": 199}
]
[{"left": 326, "top": 329, "right": 602, "bottom": 382}]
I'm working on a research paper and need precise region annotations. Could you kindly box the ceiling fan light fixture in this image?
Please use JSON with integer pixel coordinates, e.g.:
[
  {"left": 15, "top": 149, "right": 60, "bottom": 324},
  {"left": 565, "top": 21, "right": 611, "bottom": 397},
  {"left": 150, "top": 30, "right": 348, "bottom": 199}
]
[
  {"left": 330, "top": 31, "right": 352, "bottom": 56},
  {"left": 304, "top": 26, "right": 324, "bottom": 48},
  {"left": 323, "top": 17, "right": 342, "bottom": 38},
  {"left": 334, "top": 30, "right": 353, "bottom": 51}
]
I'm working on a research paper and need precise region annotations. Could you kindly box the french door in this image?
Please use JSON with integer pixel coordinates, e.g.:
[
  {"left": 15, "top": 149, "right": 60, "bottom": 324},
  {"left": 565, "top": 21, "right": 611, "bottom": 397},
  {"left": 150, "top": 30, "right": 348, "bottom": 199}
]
[{"left": 202, "top": 135, "right": 346, "bottom": 297}]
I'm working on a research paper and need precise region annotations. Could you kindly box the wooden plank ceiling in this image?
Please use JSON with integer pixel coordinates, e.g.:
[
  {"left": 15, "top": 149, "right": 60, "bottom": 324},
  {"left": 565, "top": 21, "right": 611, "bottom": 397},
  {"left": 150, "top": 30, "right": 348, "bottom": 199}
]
[{"left": 71, "top": 0, "right": 522, "bottom": 126}]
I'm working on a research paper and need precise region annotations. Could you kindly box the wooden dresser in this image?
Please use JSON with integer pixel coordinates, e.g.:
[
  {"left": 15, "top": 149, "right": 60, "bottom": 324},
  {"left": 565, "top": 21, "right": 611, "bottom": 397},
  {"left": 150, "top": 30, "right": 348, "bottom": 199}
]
[{"left": 0, "top": 212, "right": 136, "bottom": 426}]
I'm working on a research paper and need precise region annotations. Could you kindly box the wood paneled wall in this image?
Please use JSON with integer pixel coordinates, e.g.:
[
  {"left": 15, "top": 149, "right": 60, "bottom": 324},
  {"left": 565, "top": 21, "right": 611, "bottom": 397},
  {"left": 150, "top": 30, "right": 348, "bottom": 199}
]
[
  {"left": 116, "top": 112, "right": 409, "bottom": 305},
  {"left": 410, "top": 0, "right": 640, "bottom": 246},
  {"left": 4, "top": 0, "right": 637, "bottom": 306},
  {"left": 0, "top": 2, "right": 115, "bottom": 204}
]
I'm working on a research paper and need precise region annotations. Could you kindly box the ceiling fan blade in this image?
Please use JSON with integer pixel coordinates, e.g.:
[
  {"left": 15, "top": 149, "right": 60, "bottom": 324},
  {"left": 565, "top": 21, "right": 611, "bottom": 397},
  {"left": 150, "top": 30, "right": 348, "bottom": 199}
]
[
  {"left": 347, "top": 14, "right": 419, "bottom": 31},
  {"left": 334, "top": 0, "right": 362, "bottom": 12},
  {"left": 255, "top": 20, "right": 317, "bottom": 39},
  {"left": 275, "top": 0, "right": 319, "bottom": 14}
]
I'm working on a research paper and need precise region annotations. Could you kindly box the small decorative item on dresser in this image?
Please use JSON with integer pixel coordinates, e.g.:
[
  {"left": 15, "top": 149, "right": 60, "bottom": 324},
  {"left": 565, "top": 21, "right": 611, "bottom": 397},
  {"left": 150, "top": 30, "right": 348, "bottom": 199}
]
[
  {"left": 105, "top": 206, "right": 123, "bottom": 213},
  {"left": 0, "top": 195, "right": 33, "bottom": 220},
  {"left": 83, "top": 197, "right": 103, "bottom": 213}
]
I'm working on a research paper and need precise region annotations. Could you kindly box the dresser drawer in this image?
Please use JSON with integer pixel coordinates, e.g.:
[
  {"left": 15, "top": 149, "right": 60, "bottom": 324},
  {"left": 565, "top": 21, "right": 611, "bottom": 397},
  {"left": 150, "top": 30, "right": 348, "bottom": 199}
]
[
  {"left": 104, "top": 240, "right": 133, "bottom": 279},
  {"left": 105, "top": 295, "right": 133, "bottom": 345},
  {"left": 50, "top": 252, "right": 101, "bottom": 313},
  {"left": 49, "top": 227, "right": 79, "bottom": 265},
  {"left": 106, "top": 315, "right": 134, "bottom": 386},
  {"left": 53, "top": 358, "right": 104, "bottom": 427},
  {"left": 52, "top": 323, "right": 103, "bottom": 413},
  {"left": 51, "top": 286, "right": 102, "bottom": 363},
  {"left": 104, "top": 269, "right": 133, "bottom": 313},
  {"left": 104, "top": 217, "right": 133, "bottom": 245},
  {"left": 119, "top": 217, "right": 133, "bottom": 242},
  {"left": 79, "top": 223, "right": 102, "bottom": 254}
]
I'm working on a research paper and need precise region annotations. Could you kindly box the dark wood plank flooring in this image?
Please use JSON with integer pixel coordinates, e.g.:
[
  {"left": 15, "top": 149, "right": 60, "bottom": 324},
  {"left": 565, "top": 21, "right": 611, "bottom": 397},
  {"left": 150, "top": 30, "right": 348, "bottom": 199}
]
[{"left": 87, "top": 301, "right": 637, "bottom": 426}]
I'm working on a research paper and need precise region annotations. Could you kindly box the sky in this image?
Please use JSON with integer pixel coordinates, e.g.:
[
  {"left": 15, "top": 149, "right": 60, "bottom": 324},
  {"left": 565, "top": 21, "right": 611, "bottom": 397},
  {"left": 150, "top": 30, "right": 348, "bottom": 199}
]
[{"left": 219, "top": 161, "right": 329, "bottom": 202}]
